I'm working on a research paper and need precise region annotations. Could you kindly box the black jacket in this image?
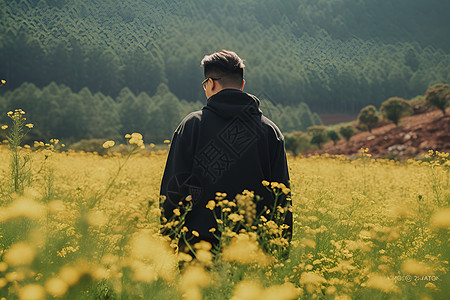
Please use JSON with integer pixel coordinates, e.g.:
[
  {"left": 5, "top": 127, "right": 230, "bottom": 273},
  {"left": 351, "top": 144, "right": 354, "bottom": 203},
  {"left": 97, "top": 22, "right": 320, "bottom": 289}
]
[{"left": 160, "top": 89, "right": 291, "bottom": 243}]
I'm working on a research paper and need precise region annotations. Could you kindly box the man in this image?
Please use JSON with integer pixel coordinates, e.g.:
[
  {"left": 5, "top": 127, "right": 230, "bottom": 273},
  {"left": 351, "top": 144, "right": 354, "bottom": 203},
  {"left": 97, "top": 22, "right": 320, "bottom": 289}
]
[{"left": 159, "top": 50, "right": 291, "bottom": 255}]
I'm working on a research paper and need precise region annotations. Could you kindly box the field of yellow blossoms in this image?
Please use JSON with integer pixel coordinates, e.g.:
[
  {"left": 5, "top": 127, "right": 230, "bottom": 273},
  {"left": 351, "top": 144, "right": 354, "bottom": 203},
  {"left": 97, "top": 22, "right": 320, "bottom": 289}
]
[{"left": 0, "top": 111, "right": 449, "bottom": 300}]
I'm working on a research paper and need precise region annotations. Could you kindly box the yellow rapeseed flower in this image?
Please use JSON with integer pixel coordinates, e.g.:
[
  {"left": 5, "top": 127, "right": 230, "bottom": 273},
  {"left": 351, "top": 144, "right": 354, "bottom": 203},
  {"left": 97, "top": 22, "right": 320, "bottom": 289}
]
[
  {"left": 25, "top": 123, "right": 34, "bottom": 129},
  {"left": 3, "top": 242, "right": 35, "bottom": 266},
  {"left": 401, "top": 259, "right": 434, "bottom": 276},
  {"left": 430, "top": 208, "right": 450, "bottom": 230},
  {"left": 206, "top": 200, "right": 215, "bottom": 210},
  {"left": 364, "top": 273, "right": 400, "bottom": 294},
  {"left": 18, "top": 284, "right": 46, "bottom": 300},
  {"left": 222, "top": 234, "right": 273, "bottom": 265},
  {"left": 1, "top": 125, "right": 7, "bottom": 130},
  {"left": 102, "top": 140, "right": 115, "bottom": 149},
  {"left": 163, "top": 139, "right": 171, "bottom": 144},
  {"left": 45, "top": 278, "right": 69, "bottom": 297}
]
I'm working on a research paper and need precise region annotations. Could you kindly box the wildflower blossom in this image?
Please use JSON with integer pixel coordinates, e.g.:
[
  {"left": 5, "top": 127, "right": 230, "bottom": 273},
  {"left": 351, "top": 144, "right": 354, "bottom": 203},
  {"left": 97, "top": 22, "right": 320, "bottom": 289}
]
[
  {"left": 25, "top": 123, "right": 33, "bottom": 129},
  {"left": 222, "top": 234, "right": 273, "bottom": 265},
  {"left": 430, "top": 208, "right": 450, "bottom": 230},
  {"left": 102, "top": 140, "right": 115, "bottom": 149},
  {"left": 401, "top": 259, "right": 434, "bottom": 276},
  {"left": 18, "top": 284, "right": 46, "bottom": 300},
  {"left": 1, "top": 125, "right": 7, "bottom": 130},
  {"left": 364, "top": 273, "right": 400, "bottom": 294},
  {"left": 206, "top": 200, "right": 215, "bottom": 210},
  {"left": 45, "top": 278, "right": 68, "bottom": 297},
  {"left": 3, "top": 242, "right": 35, "bottom": 266}
]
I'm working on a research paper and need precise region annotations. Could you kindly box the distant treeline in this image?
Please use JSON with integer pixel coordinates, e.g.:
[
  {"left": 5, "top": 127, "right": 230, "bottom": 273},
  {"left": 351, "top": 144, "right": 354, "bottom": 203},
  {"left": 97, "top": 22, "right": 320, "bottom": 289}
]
[
  {"left": 0, "top": 82, "right": 321, "bottom": 143},
  {"left": 0, "top": 0, "right": 449, "bottom": 114}
]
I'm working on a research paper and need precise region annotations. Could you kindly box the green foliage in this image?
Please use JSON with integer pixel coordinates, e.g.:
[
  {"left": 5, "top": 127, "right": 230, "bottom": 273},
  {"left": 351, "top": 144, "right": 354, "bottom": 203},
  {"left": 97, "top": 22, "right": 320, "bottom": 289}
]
[
  {"left": 284, "top": 131, "right": 311, "bottom": 156},
  {"left": 307, "top": 126, "right": 328, "bottom": 149},
  {"left": 0, "top": 0, "right": 449, "bottom": 114},
  {"left": 339, "top": 125, "right": 356, "bottom": 142},
  {"left": 0, "top": 82, "right": 319, "bottom": 143},
  {"left": 380, "top": 97, "right": 413, "bottom": 126},
  {"left": 425, "top": 83, "right": 450, "bottom": 116},
  {"left": 358, "top": 105, "right": 379, "bottom": 133},
  {"left": 327, "top": 130, "right": 340, "bottom": 145},
  {"left": 5, "top": 110, "right": 32, "bottom": 193}
]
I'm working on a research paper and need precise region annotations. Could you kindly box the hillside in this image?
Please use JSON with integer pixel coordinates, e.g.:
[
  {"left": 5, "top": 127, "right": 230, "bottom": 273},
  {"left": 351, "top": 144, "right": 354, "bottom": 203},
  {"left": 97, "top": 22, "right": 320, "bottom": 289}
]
[
  {"left": 307, "top": 108, "right": 450, "bottom": 158},
  {"left": 0, "top": 0, "right": 449, "bottom": 115}
]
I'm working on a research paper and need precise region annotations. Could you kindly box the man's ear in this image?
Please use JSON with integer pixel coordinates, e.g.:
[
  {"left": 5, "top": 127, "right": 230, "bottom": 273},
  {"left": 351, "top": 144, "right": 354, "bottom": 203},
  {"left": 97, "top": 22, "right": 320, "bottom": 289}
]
[{"left": 240, "top": 79, "right": 246, "bottom": 91}]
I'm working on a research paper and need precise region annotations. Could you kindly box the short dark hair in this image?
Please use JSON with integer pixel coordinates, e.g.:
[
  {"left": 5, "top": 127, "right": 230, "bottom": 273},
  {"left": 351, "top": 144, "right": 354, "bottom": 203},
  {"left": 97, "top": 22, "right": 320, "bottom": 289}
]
[{"left": 201, "top": 50, "right": 245, "bottom": 87}]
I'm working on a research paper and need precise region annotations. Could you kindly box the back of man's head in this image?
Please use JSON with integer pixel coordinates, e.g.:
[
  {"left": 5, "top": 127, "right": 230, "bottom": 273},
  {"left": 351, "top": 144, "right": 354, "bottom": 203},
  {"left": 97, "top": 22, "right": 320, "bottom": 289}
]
[{"left": 201, "top": 50, "right": 245, "bottom": 88}]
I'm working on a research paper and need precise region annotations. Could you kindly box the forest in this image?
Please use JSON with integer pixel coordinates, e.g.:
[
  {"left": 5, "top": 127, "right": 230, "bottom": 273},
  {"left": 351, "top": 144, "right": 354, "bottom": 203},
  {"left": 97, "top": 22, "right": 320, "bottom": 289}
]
[
  {"left": 0, "top": 0, "right": 449, "bottom": 140},
  {"left": 0, "top": 82, "right": 321, "bottom": 143}
]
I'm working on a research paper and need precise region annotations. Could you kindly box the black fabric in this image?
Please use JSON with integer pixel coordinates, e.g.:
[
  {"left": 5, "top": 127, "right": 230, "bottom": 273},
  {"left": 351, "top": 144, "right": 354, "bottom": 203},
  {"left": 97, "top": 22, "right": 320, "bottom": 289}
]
[{"left": 159, "top": 89, "right": 291, "bottom": 246}]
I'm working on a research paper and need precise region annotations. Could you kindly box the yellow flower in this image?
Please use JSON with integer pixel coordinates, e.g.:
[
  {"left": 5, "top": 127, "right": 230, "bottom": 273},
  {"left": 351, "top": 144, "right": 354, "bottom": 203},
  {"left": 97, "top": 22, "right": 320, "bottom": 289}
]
[
  {"left": 1, "top": 79, "right": 6, "bottom": 84},
  {"left": 222, "top": 234, "right": 273, "bottom": 265},
  {"left": 192, "top": 230, "right": 200, "bottom": 237},
  {"left": 228, "top": 213, "right": 244, "bottom": 223},
  {"left": 173, "top": 208, "right": 181, "bottom": 216},
  {"left": 364, "top": 273, "right": 400, "bottom": 294},
  {"left": 163, "top": 139, "right": 171, "bottom": 144},
  {"left": 299, "top": 272, "right": 327, "bottom": 294},
  {"left": 102, "top": 140, "right": 115, "bottom": 149},
  {"left": 1, "top": 125, "right": 7, "bottom": 130},
  {"left": 25, "top": 123, "right": 34, "bottom": 129},
  {"left": 45, "top": 278, "right": 69, "bottom": 297},
  {"left": 262, "top": 180, "right": 270, "bottom": 186},
  {"left": 3, "top": 242, "right": 35, "bottom": 266},
  {"left": 401, "top": 259, "right": 434, "bottom": 276},
  {"left": 206, "top": 200, "right": 216, "bottom": 210},
  {"left": 430, "top": 208, "right": 450, "bottom": 230},
  {"left": 18, "top": 284, "right": 46, "bottom": 300}
]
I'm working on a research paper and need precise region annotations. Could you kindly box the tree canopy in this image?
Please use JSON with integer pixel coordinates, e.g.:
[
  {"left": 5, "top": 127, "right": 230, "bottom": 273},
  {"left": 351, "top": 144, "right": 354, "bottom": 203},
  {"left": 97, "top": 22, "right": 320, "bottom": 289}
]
[{"left": 0, "top": 0, "right": 448, "bottom": 115}]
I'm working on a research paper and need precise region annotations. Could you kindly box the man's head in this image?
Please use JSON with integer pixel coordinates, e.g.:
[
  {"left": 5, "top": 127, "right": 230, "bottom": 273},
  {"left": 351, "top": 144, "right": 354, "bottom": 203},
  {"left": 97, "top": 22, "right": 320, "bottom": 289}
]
[{"left": 201, "top": 50, "right": 245, "bottom": 98}]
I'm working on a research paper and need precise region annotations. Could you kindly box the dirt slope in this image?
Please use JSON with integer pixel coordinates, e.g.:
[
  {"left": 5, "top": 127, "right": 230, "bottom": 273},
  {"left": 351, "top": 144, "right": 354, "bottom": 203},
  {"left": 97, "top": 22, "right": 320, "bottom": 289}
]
[{"left": 306, "top": 107, "right": 450, "bottom": 158}]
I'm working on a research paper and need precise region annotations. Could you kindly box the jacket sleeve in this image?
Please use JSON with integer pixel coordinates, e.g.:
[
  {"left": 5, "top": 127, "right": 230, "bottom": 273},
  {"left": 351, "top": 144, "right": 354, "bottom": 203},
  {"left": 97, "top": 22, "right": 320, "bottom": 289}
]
[
  {"left": 270, "top": 135, "right": 293, "bottom": 241},
  {"left": 159, "top": 119, "right": 196, "bottom": 227}
]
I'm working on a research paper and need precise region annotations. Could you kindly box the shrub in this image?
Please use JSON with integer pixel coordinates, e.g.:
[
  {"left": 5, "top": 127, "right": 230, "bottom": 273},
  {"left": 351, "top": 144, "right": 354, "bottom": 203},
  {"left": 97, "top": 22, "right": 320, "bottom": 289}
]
[
  {"left": 307, "top": 126, "right": 328, "bottom": 149},
  {"left": 339, "top": 125, "right": 356, "bottom": 142},
  {"left": 284, "top": 131, "right": 311, "bottom": 156},
  {"left": 327, "top": 130, "right": 340, "bottom": 145},
  {"left": 358, "top": 105, "right": 379, "bottom": 133},
  {"left": 425, "top": 83, "right": 449, "bottom": 116},
  {"left": 380, "top": 97, "right": 413, "bottom": 126}
]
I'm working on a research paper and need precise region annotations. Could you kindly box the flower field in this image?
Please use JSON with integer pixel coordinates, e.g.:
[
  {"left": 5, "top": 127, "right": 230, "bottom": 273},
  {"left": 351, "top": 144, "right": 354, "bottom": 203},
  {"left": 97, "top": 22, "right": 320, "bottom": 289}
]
[{"left": 0, "top": 115, "right": 449, "bottom": 299}]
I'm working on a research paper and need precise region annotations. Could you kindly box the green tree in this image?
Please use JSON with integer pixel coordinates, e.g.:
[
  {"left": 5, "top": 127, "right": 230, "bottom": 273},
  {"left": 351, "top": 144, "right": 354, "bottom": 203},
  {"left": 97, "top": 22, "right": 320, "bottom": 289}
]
[
  {"left": 307, "top": 126, "right": 328, "bottom": 149},
  {"left": 327, "top": 130, "right": 340, "bottom": 145},
  {"left": 380, "top": 97, "right": 413, "bottom": 126},
  {"left": 425, "top": 83, "right": 449, "bottom": 116},
  {"left": 339, "top": 125, "right": 356, "bottom": 142},
  {"left": 358, "top": 105, "right": 379, "bottom": 133}
]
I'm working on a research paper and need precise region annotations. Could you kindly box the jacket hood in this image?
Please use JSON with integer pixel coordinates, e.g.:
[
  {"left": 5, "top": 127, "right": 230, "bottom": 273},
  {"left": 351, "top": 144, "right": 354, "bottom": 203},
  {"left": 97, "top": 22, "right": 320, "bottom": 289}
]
[{"left": 203, "top": 89, "right": 263, "bottom": 120}]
